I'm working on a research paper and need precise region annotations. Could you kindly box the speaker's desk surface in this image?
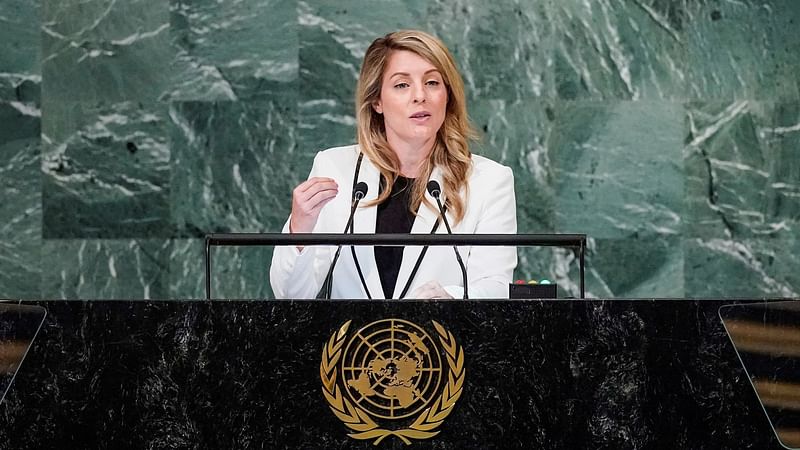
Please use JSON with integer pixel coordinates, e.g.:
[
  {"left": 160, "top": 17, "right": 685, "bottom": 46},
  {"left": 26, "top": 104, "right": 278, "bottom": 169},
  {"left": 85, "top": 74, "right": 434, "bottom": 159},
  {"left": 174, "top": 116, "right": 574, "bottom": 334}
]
[{"left": 0, "top": 299, "right": 788, "bottom": 449}]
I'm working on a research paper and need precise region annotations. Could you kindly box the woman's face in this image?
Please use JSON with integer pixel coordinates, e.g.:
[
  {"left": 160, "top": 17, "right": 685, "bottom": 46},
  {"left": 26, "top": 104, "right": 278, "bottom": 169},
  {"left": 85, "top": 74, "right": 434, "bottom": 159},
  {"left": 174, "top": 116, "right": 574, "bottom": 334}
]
[{"left": 374, "top": 50, "right": 448, "bottom": 150}]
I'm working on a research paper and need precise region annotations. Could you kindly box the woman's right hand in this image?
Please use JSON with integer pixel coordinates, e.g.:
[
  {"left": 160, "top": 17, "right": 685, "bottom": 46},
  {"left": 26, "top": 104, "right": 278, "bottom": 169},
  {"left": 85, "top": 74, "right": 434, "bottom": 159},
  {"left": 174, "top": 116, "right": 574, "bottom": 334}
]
[{"left": 289, "top": 177, "right": 339, "bottom": 235}]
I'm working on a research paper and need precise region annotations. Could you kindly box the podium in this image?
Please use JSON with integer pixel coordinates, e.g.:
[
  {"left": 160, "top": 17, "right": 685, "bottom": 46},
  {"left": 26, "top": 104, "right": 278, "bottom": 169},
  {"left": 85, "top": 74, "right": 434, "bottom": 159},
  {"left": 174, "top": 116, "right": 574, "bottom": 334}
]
[{"left": 0, "top": 298, "right": 786, "bottom": 449}]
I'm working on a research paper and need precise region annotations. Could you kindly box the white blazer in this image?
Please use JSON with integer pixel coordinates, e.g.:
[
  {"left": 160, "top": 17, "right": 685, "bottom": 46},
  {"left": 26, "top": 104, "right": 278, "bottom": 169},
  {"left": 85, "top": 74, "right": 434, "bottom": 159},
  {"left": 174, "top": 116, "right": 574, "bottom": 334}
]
[{"left": 269, "top": 145, "right": 517, "bottom": 299}]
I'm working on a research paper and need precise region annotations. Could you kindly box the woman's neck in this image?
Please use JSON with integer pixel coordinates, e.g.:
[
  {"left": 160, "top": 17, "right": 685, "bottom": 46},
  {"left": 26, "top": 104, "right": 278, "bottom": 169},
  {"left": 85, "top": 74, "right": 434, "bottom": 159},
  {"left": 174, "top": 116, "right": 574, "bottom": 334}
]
[{"left": 387, "top": 135, "right": 436, "bottom": 178}]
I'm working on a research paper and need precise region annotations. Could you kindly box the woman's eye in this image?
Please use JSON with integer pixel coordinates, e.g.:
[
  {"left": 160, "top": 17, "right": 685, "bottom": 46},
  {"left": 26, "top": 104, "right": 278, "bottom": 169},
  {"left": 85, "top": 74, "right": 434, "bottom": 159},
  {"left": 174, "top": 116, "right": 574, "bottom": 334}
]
[
  {"left": 426, "top": 80, "right": 440, "bottom": 86},
  {"left": 394, "top": 82, "right": 409, "bottom": 89}
]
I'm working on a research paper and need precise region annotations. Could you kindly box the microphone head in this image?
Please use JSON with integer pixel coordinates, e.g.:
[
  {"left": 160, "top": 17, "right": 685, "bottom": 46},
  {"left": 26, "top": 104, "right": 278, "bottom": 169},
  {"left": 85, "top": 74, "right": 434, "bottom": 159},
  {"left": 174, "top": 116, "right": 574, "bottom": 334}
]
[
  {"left": 426, "top": 180, "right": 441, "bottom": 198},
  {"left": 353, "top": 181, "right": 368, "bottom": 200}
]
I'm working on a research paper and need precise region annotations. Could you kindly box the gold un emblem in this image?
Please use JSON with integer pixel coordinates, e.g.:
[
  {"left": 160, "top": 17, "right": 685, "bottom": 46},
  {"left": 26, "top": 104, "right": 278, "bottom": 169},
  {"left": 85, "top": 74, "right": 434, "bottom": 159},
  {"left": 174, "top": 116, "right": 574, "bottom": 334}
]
[{"left": 320, "top": 318, "right": 465, "bottom": 445}]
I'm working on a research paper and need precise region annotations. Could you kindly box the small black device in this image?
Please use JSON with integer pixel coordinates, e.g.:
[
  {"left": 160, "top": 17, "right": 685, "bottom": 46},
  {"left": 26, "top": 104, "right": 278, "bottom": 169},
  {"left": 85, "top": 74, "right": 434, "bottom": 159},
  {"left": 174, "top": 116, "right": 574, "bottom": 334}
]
[{"left": 509, "top": 283, "right": 557, "bottom": 299}]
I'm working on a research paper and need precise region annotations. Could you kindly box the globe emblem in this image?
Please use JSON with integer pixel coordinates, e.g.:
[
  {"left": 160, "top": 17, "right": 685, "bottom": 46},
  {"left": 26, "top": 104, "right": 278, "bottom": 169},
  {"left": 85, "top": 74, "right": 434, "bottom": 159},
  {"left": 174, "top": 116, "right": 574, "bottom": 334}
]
[{"left": 341, "top": 319, "right": 443, "bottom": 419}]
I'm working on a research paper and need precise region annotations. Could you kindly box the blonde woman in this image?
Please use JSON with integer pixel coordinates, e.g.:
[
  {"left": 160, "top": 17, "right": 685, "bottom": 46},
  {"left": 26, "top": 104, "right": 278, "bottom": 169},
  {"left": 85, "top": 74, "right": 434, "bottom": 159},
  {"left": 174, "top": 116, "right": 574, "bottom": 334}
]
[{"left": 270, "top": 30, "right": 517, "bottom": 299}]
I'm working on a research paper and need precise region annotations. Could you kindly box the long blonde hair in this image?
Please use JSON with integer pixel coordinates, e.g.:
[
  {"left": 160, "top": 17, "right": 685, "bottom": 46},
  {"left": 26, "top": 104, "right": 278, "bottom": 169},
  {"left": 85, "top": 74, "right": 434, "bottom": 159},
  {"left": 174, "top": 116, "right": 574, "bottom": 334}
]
[{"left": 355, "top": 30, "right": 477, "bottom": 223}]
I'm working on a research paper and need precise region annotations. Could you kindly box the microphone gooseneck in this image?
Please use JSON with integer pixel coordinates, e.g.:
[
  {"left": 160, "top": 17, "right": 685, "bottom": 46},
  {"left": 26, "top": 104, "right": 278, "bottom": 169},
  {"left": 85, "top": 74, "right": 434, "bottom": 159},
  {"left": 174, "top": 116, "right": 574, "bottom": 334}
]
[
  {"left": 426, "top": 181, "right": 468, "bottom": 299},
  {"left": 317, "top": 181, "right": 370, "bottom": 299},
  {"left": 348, "top": 181, "right": 373, "bottom": 299}
]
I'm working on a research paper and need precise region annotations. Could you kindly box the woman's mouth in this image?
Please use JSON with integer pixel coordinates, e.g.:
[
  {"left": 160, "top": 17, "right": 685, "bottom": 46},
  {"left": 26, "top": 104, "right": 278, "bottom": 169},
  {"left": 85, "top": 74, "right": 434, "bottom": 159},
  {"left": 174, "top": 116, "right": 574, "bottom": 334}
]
[{"left": 410, "top": 111, "right": 432, "bottom": 121}]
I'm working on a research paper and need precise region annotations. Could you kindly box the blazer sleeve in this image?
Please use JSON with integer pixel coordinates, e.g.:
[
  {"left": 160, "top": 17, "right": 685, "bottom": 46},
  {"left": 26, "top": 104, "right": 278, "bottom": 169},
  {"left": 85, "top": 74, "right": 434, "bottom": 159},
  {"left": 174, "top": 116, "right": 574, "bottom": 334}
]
[
  {"left": 269, "top": 153, "right": 334, "bottom": 299},
  {"left": 443, "top": 165, "right": 518, "bottom": 299}
]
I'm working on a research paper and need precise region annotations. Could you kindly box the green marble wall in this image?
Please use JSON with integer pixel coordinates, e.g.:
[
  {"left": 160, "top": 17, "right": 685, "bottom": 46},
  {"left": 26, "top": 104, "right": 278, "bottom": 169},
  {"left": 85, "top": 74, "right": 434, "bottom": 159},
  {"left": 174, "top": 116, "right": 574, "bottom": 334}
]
[{"left": 1, "top": 0, "right": 798, "bottom": 300}]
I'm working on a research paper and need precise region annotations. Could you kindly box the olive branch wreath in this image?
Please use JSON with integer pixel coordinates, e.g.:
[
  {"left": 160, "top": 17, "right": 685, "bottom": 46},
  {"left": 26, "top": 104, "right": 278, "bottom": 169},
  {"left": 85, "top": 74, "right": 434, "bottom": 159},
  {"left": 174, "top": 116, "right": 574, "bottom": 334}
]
[{"left": 320, "top": 320, "right": 465, "bottom": 445}]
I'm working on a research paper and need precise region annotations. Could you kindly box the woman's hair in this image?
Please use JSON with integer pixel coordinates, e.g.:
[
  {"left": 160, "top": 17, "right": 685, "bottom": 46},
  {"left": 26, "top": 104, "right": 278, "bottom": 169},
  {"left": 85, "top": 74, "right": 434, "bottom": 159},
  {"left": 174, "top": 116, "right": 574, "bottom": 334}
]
[{"left": 355, "top": 29, "right": 477, "bottom": 223}]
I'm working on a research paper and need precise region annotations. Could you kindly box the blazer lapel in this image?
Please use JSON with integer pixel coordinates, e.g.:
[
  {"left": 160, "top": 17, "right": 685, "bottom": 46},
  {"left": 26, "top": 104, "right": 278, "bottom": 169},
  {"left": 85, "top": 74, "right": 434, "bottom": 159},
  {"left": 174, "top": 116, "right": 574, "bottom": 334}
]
[
  {"left": 392, "top": 167, "right": 446, "bottom": 299},
  {"left": 351, "top": 154, "right": 384, "bottom": 299}
]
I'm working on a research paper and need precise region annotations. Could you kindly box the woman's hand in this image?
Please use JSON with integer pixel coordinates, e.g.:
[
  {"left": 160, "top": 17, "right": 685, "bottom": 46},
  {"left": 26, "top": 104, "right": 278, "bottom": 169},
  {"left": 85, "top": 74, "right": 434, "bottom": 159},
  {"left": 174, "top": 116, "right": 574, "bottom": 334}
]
[
  {"left": 290, "top": 177, "right": 338, "bottom": 241},
  {"left": 410, "top": 281, "right": 454, "bottom": 299}
]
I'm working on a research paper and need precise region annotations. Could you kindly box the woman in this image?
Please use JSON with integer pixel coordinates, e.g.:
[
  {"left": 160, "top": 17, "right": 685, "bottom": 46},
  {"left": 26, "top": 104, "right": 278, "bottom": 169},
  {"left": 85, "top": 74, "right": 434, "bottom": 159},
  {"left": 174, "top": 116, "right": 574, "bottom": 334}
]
[{"left": 270, "top": 30, "right": 517, "bottom": 299}]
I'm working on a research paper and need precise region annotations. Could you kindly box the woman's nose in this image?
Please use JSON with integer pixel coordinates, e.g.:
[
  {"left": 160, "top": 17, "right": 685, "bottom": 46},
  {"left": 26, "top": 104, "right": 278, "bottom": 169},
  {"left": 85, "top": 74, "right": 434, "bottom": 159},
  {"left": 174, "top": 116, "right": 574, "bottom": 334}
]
[{"left": 413, "top": 86, "right": 426, "bottom": 103}]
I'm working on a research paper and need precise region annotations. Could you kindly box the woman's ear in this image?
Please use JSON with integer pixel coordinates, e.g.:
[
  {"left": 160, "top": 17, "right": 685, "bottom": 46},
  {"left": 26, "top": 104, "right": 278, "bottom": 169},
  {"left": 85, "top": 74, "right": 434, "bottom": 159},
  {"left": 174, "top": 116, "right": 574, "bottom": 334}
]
[{"left": 372, "top": 100, "right": 383, "bottom": 114}]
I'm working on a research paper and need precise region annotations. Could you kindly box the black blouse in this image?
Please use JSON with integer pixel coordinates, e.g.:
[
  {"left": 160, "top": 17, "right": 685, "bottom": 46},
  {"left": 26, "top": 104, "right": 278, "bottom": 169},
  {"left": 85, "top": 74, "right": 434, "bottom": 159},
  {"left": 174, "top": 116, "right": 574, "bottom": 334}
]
[{"left": 375, "top": 176, "right": 415, "bottom": 298}]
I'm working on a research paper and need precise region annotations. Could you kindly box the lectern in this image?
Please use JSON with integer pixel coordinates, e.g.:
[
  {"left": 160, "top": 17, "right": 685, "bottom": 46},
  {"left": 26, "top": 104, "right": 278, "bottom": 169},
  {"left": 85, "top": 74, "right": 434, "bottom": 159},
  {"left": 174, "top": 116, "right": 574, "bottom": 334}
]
[{"left": 0, "top": 298, "right": 787, "bottom": 449}]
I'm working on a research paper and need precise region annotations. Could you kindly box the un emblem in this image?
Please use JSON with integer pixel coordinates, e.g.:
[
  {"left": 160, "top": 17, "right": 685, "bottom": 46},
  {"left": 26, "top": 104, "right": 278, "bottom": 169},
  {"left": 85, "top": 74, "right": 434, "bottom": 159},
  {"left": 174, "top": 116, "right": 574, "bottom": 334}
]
[{"left": 320, "top": 318, "right": 465, "bottom": 444}]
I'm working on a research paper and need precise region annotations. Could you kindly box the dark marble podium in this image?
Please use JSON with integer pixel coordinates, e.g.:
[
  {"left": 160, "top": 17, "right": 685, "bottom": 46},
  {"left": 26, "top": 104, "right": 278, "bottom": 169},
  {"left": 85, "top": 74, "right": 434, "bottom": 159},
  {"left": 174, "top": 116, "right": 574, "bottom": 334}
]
[{"left": 0, "top": 299, "right": 785, "bottom": 449}]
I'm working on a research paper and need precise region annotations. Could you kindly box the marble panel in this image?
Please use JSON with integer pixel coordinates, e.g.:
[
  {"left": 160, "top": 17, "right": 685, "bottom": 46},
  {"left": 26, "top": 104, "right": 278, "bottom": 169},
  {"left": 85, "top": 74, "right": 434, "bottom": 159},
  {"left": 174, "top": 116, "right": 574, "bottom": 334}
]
[
  {"left": 527, "top": 236, "right": 684, "bottom": 299},
  {"left": 512, "top": 246, "right": 581, "bottom": 298},
  {"left": 168, "top": 239, "right": 274, "bottom": 300},
  {"left": 40, "top": 239, "right": 169, "bottom": 299},
  {"left": 169, "top": 100, "right": 298, "bottom": 237},
  {"left": 426, "top": 0, "right": 554, "bottom": 102},
  {"left": 685, "top": 101, "right": 800, "bottom": 239},
  {"left": 586, "top": 236, "right": 684, "bottom": 298},
  {"left": 0, "top": 75, "right": 40, "bottom": 106},
  {"left": 0, "top": 102, "right": 41, "bottom": 299},
  {"left": 469, "top": 99, "right": 558, "bottom": 291},
  {"left": 41, "top": 101, "right": 170, "bottom": 238},
  {"left": 685, "top": 0, "right": 800, "bottom": 100},
  {"left": 470, "top": 98, "right": 555, "bottom": 232},
  {"left": 685, "top": 237, "right": 799, "bottom": 298},
  {"left": 0, "top": 0, "right": 41, "bottom": 103},
  {"left": 41, "top": 0, "right": 172, "bottom": 102},
  {"left": 1, "top": 0, "right": 797, "bottom": 301},
  {"left": 553, "top": 0, "right": 687, "bottom": 100},
  {"left": 167, "top": 0, "right": 297, "bottom": 102},
  {"left": 297, "top": 0, "right": 427, "bottom": 155},
  {"left": 168, "top": 238, "right": 204, "bottom": 300},
  {"left": 552, "top": 100, "right": 684, "bottom": 239}
]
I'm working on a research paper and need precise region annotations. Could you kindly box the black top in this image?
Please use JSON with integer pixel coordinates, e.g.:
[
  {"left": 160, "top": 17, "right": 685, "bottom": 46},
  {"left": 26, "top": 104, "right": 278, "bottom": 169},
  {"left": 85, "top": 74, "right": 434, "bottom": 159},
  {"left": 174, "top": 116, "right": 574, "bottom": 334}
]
[{"left": 375, "top": 176, "right": 415, "bottom": 298}]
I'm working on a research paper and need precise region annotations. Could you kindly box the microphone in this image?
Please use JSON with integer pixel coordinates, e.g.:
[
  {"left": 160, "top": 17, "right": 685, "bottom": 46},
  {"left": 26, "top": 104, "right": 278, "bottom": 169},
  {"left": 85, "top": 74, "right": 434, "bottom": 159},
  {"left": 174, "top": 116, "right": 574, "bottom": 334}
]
[
  {"left": 426, "top": 180, "right": 468, "bottom": 299},
  {"left": 345, "top": 182, "right": 368, "bottom": 233},
  {"left": 348, "top": 182, "right": 373, "bottom": 299},
  {"left": 317, "top": 181, "right": 369, "bottom": 299}
]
